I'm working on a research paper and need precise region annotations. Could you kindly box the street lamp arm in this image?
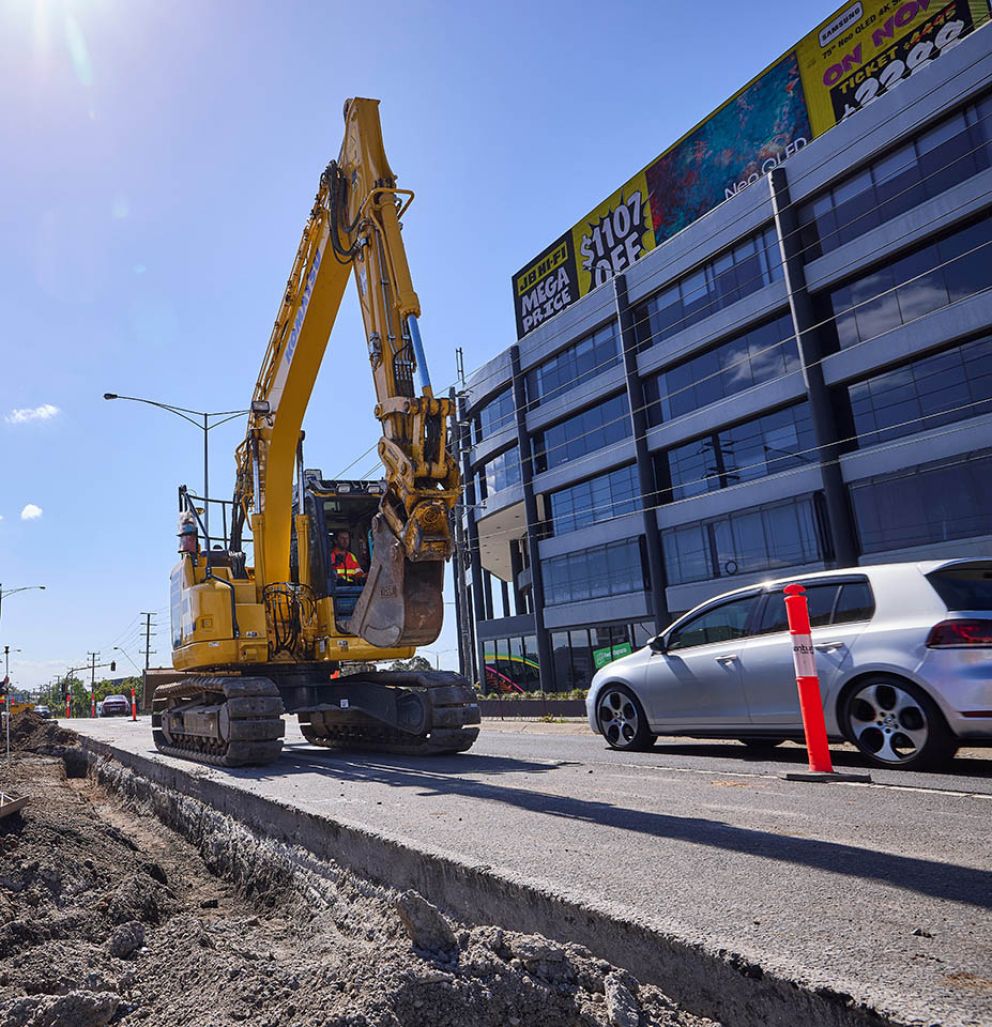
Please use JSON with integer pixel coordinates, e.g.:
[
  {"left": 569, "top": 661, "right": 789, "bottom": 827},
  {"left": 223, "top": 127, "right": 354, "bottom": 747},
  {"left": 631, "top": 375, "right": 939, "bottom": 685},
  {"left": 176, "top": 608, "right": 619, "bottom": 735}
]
[
  {"left": 103, "top": 393, "right": 204, "bottom": 428},
  {"left": 206, "top": 411, "right": 250, "bottom": 430}
]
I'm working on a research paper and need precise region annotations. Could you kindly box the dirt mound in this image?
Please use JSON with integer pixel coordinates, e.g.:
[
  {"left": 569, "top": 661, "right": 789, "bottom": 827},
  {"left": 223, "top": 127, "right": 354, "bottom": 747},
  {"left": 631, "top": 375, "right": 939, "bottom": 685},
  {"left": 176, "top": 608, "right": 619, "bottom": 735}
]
[
  {"left": 7, "top": 711, "right": 77, "bottom": 753},
  {"left": 0, "top": 753, "right": 719, "bottom": 1026}
]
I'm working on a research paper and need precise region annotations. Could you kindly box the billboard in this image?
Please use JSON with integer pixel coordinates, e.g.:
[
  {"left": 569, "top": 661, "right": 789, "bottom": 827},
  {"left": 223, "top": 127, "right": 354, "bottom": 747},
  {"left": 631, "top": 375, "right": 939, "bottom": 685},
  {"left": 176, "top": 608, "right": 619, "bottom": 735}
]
[{"left": 511, "top": 0, "right": 991, "bottom": 339}]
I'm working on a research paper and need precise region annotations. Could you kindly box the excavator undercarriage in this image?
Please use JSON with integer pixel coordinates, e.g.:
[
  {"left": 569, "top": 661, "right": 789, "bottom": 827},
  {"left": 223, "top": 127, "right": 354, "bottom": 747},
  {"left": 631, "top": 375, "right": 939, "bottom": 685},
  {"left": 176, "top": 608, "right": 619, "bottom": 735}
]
[{"left": 152, "top": 670, "right": 480, "bottom": 767}]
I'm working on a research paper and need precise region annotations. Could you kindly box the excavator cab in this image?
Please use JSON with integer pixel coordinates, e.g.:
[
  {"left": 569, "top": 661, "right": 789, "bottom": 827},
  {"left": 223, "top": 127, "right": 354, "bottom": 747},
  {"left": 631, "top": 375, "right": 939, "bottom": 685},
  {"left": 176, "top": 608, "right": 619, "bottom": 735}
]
[{"left": 294, "top": 471, "right": 383, "bottom": 629}]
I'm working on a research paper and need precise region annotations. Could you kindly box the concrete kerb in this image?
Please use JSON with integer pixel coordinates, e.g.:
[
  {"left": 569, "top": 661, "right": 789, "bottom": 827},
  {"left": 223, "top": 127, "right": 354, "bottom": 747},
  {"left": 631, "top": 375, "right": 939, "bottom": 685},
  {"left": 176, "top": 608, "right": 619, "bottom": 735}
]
[{"left": 74, "top": 735, "right": 897, "bottom": 1027}]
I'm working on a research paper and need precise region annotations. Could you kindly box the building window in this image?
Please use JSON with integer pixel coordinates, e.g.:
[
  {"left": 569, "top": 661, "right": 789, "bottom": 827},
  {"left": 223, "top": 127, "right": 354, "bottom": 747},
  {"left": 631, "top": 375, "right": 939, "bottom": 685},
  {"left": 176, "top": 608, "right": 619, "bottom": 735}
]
[
  {"left": 634, "top": 226, "right": 782, "bottom": 350},
  {"left": 533, "top": 393, "right": 631, "bottom": 474},
  {"left": 551, "top": 622, "right": 644, "bottom": 692},
  {"left": 662, "top": 494, "right": 826, "bottom": 585},
  {"left": 472, "top": 387, "right": 516, "bottom": 444},
  {"left": 525, "top": 321, "right": 621, "bottom": 408},
  {"left": 844, "top": 336, "right": 992, "bottom": 449},
  {"left": 850, "top": 450, "right": 992, "bottom": 554},
  {"left": 543, "top": 537, "right": 647, "bottom": 605},
  {"left": 644, "top": 313, "right": 799, "bottom": 425},
  {"left": 821, "top": 214, "right": 992, "bottom": 351},
  {"left": 477, "top": 446, "right": 521, "bottom": 496},
  {"left": 482, "top": 635, "right": 541, "bottom": 693},
  {"left": 798, "top": 98, "right": 992, "bottom": 257},
  {"left": 661, "top": 403, "right": 816, "bottom": 501},
  {"left": 547, "top": 463, "right": 641, "bottom": 535}
]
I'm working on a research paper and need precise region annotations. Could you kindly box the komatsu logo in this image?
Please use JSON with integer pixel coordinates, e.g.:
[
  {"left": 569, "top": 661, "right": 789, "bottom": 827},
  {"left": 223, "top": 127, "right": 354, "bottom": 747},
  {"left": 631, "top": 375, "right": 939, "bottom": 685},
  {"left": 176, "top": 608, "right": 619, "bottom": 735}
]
[{"left": 285, "top": 247, "right": 323, "bottom": 366}]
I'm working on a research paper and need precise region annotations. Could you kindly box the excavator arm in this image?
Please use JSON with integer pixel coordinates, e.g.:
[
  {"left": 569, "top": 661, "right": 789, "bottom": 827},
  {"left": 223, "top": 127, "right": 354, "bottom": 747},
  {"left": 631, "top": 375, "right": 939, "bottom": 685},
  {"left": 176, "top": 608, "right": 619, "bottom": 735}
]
[{"left": 232, "top": 98, "right": 459, "bottom": 648}]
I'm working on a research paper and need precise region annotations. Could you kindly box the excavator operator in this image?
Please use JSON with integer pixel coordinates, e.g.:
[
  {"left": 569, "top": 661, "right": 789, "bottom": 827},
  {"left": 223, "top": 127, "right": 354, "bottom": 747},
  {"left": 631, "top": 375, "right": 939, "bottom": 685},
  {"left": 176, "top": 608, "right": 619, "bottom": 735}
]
[{"left": 330, "top": 530, "right": 366, "bottom": 583}]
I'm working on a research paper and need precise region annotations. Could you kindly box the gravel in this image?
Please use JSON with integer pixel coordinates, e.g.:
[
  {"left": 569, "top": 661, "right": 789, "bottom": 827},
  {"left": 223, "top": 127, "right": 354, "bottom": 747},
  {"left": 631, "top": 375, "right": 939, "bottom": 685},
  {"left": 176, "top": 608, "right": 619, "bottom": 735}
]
[{"left": 0, "top": 714, "right": 719, "bottom": 1027}]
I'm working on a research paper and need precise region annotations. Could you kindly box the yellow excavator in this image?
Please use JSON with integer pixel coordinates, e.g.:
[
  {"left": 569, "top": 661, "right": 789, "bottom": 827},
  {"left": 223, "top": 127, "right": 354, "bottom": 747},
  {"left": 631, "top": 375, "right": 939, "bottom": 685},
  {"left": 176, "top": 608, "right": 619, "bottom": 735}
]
[{"left": 151, "top": 98, "right": 479, "bottom": 766}]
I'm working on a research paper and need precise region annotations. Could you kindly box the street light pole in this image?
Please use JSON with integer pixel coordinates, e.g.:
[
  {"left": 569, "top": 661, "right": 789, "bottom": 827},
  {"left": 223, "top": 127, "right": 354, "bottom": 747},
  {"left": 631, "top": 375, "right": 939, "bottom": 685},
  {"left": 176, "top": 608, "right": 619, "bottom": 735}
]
[{"left": 103, "top": 393, "right": 248, "bottom": 545}]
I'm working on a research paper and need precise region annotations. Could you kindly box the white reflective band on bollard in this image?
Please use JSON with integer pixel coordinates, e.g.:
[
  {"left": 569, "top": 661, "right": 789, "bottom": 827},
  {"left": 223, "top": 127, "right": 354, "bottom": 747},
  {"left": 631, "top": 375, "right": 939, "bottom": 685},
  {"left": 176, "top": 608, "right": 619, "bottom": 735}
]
[{"left": 792, "top": 635, "right": 816, "bottom": 679}]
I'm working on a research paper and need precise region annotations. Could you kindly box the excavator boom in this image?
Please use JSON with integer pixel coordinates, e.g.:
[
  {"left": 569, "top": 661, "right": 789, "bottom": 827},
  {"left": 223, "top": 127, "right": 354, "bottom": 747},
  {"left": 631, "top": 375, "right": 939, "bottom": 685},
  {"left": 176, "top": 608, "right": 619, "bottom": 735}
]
[{"left": 233, "top": 98, "right": 459, "bottom": 648}]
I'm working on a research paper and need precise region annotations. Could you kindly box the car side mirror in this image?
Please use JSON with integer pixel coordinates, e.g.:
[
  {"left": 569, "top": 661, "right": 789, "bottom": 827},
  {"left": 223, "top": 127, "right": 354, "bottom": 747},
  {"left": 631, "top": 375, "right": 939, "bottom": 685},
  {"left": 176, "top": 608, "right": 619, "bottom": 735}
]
[{"left": 649, "top": 635, "right": 667, "bottom": 654}]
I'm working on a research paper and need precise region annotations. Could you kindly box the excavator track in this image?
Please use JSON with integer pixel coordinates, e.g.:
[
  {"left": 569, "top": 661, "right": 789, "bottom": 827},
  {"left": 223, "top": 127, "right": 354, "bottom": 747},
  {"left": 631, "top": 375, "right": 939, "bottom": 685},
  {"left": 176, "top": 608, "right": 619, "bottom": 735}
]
[
  {"left": 300, "top": 672, "right": 480, "bottom": 755},
  {"left": 152, "top": 677, "right": 285, "bottom": 768}
]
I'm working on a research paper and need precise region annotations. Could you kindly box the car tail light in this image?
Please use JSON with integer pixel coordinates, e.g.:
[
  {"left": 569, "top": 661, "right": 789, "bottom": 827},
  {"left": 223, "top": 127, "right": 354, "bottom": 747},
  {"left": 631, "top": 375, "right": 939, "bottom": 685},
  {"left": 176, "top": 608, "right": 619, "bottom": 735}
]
[{"left": 926, "top": 619, "right": 992, "bottom": 647}]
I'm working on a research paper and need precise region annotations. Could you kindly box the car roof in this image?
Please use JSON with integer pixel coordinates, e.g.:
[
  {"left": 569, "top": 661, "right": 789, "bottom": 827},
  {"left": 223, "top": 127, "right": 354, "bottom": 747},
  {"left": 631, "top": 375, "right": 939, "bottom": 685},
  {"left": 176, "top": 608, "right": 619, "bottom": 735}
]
[{"left": 687, "top": 559, "right": 992, "bottom": 607}]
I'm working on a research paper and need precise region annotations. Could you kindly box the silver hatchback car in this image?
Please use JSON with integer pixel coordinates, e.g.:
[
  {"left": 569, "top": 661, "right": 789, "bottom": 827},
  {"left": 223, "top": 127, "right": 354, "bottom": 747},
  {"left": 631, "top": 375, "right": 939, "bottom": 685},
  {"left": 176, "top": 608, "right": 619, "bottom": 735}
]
[{"left": 586, "top": 559, "right": 992, "bottom": 770}]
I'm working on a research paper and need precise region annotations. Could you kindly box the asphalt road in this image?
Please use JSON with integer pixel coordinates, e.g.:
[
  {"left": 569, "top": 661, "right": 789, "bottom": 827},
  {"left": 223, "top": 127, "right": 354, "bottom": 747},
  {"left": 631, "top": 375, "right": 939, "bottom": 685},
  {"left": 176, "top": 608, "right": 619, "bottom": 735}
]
[{"left": 72, "top": 716, "right": 992, "bottom": 1026}]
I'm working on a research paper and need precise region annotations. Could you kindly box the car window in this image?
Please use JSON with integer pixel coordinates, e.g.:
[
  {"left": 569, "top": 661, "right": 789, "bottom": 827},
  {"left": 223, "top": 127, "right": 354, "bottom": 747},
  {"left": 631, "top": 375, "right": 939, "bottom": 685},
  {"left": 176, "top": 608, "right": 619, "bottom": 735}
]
[
  {"left": 926, "top": 566, "right": 992, "bottom": 611},
  {"left": 834, "top": 580, "right": 875, "bottom": 623},
  {"left": 667, "top": 596, "right": 757, "bottom": 651},
  {"left": 755, "top": 583, "right": 840, "bottom": 634}
]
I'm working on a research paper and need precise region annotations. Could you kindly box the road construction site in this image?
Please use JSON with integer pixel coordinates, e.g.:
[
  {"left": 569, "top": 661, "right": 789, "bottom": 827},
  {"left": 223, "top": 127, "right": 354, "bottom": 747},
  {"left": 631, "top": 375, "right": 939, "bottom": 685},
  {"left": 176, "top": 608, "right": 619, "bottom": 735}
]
[{"left": 1, "top": 712, "right": 984, "bottom": 1027}]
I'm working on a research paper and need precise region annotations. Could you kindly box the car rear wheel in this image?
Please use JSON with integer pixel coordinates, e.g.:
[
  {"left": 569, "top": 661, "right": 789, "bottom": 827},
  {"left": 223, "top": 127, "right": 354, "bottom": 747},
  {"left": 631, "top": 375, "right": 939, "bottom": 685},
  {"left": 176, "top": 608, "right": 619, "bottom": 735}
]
[
  {"left": 596, "top": 685, "right": 656, "bottom": 752},
  {"left": 841, "top": 677, "right": 956, "bottom": 771}
]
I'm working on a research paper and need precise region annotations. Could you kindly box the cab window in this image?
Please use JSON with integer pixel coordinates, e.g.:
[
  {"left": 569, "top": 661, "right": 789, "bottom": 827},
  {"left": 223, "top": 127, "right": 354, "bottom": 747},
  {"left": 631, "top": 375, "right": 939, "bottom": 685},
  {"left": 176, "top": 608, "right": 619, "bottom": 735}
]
[{"left": 667, "top": 595, "right": 758, "bottom": 651}]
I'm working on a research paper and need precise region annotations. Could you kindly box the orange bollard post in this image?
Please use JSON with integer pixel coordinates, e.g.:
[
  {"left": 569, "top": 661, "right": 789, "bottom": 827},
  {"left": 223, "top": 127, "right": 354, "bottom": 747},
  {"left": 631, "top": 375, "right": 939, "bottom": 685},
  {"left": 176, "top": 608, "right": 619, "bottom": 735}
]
[
  {"left": 90, "top": 691, "right": 96, "bottom": 718},
  {"left": 130, "top": 687, "right": 137, "bottom": 722},
  {"left": 65, "top": 694, "right": 71, "bottom": 719},
  {"left": 782, "top": 584, "right": 871, "bottom": 783},
  {"left": 784, "top": 583, "right": 833, "bottom": 772}
]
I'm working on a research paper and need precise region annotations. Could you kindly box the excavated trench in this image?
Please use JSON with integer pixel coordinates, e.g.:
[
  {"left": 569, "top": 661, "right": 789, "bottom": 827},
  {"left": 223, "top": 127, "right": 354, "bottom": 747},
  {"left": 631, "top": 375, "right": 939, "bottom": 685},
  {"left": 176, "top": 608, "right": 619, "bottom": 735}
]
[{"left": 0, "top": 716, "right": 716, "bottom": 1027}]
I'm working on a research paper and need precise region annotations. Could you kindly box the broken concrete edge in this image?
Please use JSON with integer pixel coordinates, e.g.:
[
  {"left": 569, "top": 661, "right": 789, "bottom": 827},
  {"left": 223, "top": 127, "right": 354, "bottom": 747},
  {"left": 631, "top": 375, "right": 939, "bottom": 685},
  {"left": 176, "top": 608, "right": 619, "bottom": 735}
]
[{"left": 72, "top": 735, "right": 899, "bottom": 1027}]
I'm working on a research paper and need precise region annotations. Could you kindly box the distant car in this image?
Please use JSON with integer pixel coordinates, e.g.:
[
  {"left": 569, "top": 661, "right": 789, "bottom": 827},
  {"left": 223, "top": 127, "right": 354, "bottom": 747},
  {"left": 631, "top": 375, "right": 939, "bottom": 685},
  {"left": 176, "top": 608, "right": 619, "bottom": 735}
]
[
  {"left": 33, "top": 705, "right": 52, "bottom": 720},
  {"left": 587, "top": 560, "right": 992, "bottom": 771},
  {"left": 100, "top": 694, "right": 130, "bottom": 717}
]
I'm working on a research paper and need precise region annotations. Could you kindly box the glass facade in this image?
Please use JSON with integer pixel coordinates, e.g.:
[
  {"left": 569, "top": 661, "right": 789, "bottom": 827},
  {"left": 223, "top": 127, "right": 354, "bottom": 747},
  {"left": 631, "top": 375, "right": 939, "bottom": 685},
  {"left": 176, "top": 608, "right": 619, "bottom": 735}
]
[
  {"left": 850, "top": 450, "right": 992, "bottom": 554},
  {"left": 662, "top": 494, "right": 826, "bottom": 585},
  {"left": 543, "top": 537, "right": 647, "bottom": 605},
  {"left": 547, "top": 463, "right": 641, "bottom": 535},
  {"left": 798, "top": 98, "right": 992, "bottom": 257},
  {"left": 532, "top": 393, "right": 631, "bottom": 474},
  {"left": 661, "top": 403, "right": 816, "bottom": 501},
  {"left": 634, "top": 226, "right": 782, "bottom": 349},
  {"left": 823, "top": 214, "right": 992, "bottom": 350},
  {"left": 525, "top": 321, "right": 621, "bottom": 408},
  {"left": 644, "top": 313, "right": 799, "bottom": 424},
  {"left": 473, "top": 387, "right": 515, "bottom": 444},
  {"left": 844, "top": 335, "right": 992, "bottom": 448},
  {"left": 477, "top": 446, "right": 521, "bottom": 496},
  {"left": 482, "top": 634, "right": 540, "bottom": 693},
  {"left": 551, "top": 622, "right": 654, "bottom": 692}
]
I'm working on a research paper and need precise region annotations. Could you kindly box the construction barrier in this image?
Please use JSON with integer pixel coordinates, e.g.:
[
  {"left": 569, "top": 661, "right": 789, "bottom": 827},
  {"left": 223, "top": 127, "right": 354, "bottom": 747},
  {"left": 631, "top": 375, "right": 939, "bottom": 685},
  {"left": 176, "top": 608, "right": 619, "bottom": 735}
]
[
  {"left": 131, "top": 687, "right": 137, "bottom": 722},
  {"left": 65, "top": 694, "right": 71, "bottom": 719},
  {"left": 783, "top": 583, "right": 834, "bottom": 774}
]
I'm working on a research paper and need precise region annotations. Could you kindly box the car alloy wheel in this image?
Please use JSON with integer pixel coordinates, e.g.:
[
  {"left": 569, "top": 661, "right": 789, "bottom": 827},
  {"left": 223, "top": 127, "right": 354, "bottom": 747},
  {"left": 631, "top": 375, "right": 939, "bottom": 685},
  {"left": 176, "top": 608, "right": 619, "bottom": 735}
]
[
  {"left": 842, "top": 678, "right": 954, "bottom": 771},
  {"left": 596, "top": 685, "right": 654, "bottom": 752}
]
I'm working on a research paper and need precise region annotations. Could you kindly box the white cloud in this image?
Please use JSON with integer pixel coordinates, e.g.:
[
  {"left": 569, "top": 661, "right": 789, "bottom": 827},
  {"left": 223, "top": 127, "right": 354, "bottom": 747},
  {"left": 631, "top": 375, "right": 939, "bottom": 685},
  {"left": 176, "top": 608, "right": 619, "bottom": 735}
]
[
  {"left": 20, "top": 504, "right": 43, "bottom": 521},
  {"left": 6, "top": 404, "right": 60, "bottom": 424}
]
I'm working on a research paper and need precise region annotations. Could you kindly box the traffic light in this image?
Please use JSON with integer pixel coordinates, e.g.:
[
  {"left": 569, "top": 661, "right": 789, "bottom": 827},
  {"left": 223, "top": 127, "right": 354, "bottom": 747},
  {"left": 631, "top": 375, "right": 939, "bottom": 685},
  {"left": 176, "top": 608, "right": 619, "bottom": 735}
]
[{"left": 110, "top": 661, "right": 116, "bottom": 672}]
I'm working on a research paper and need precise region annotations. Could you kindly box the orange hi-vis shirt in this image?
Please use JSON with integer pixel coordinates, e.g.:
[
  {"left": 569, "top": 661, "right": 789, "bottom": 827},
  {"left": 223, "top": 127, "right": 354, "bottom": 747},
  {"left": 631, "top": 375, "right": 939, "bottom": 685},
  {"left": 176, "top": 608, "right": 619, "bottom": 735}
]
[{"left": 331, "top": 547, "right": 364, "bottom": 582}]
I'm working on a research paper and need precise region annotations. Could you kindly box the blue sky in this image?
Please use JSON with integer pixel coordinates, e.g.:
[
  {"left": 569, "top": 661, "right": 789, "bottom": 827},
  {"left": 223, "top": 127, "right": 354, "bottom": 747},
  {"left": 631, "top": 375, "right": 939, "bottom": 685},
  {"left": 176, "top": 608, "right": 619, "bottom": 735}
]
[{"left": 0, "top": 0, "right": 820, "bottom": 688}]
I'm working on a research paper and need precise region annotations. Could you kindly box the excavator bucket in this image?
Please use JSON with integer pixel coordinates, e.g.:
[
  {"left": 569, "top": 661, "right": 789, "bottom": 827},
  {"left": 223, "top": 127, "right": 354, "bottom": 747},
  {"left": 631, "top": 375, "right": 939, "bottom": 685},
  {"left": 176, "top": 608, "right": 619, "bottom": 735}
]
[{"left": 345, "top": 515, "right": 445, "bottom": 648}]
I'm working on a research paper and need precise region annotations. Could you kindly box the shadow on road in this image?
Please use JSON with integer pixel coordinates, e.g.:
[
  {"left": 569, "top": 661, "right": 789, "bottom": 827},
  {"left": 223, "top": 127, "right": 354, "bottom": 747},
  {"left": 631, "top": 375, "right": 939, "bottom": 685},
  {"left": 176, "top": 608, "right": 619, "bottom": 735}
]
[
  {"left": 648, "top": 740, "right": 992, "bottom": 779},
  {"left": 275, "top": 743, "right": 992, "bottom": 911}
]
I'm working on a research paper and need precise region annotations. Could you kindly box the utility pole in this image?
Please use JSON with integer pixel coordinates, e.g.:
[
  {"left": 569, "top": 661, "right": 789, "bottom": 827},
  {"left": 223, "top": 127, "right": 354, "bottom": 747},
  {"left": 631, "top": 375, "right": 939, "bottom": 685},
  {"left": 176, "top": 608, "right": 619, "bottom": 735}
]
[
  {"left": 449, "top": 386, "right": 475, "bottom": 683},
  {"left": 4, "top": 645, "right": 10, "bottom": 764},
  {"left": 88, "top": 651, "right": 99, "bottom": 718},
  {"left": 139, "top": 612, "right": 156, "bottom": 714}
]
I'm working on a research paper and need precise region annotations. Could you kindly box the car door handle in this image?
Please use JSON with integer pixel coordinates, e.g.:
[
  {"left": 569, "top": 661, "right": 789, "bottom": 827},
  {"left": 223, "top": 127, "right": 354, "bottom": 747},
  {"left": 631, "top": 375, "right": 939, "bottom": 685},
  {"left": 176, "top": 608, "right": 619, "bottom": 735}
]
[
  {"left": 714, "top": 654, "right": 739, "bottom": 664},
  {"left": 814, "top": 641, "right": 845, "bottom": 652}
]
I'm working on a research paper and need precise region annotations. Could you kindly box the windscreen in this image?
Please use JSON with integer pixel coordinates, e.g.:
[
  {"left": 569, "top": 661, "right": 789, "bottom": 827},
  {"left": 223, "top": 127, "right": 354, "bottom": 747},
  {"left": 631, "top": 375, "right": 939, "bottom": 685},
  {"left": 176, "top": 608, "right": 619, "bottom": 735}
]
[{"left": 926, "top": 565, "right": 992, "bottom": 612}]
